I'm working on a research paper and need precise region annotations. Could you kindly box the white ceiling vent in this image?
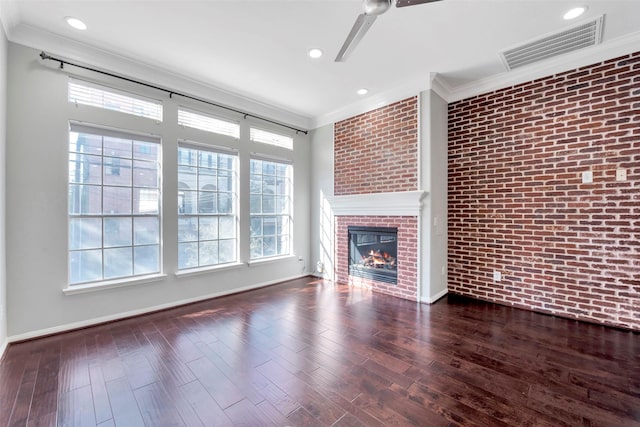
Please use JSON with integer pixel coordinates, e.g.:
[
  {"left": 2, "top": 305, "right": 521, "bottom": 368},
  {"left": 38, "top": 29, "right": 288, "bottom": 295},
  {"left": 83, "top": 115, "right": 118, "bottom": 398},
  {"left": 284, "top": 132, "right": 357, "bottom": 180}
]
[{"left": 500, "top": 15, "right": 604, "bottom": 70}]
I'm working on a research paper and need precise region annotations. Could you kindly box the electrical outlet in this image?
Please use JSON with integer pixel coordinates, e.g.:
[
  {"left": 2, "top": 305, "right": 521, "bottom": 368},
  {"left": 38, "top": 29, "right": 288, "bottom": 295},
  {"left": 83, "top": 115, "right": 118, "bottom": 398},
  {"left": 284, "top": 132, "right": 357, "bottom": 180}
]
[
  {"left": 582, "top": 171, "right": 593, "bottom": 184},
  {"left": 493, "top": 271, "right": 502, "bottom": 282},
  {"left": 616, "top": 168, "right": 627, "bottom": 181}
]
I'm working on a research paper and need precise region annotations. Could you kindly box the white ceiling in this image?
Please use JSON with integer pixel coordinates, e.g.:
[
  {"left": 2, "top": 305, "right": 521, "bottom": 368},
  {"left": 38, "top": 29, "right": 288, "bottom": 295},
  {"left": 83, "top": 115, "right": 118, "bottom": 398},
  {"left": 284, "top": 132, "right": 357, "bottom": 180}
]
[{"left": 1, "top": 0, "right": 640, "bottom": 129}]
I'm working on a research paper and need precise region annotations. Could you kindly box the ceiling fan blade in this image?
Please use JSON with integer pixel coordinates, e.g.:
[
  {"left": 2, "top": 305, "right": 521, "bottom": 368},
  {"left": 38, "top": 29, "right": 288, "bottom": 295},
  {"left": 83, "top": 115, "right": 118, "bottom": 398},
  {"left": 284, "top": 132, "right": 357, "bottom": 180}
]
[
  {"left": 335, "top": 13, "right": 378, "bottom": 62},
  {"left": 396, "top": 0, "right": 442, "bottom": 7}
]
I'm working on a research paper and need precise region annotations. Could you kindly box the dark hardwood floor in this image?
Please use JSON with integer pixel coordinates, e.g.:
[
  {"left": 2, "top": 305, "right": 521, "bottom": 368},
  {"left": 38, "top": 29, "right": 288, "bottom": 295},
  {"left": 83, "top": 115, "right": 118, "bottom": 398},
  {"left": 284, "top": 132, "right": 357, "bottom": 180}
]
[{"left": 1, "top": 277, "right": 639, "bottom": 426}]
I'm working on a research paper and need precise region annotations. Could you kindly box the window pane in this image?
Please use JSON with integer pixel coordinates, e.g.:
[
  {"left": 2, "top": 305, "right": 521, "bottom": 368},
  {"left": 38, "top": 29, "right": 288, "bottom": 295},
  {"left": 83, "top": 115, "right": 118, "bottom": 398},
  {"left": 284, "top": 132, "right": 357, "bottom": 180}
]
[
  {"left": 69, "top": 218, "right": 102, "bottom": 250},
  {"left": 250, "top": 174, "right": 262, "bottom": 194},
  {"left": 104, "top": 247, "right": 133, "bottom": 279},
  {"left": 103, "top": 136, "right": 132, "bottom": 159},
  {"left": 219, "top": 154, "right": 234, "bottom": 170},
  {"left": 103, "top": 157, "right": 132, "bottom": 186},
  {"left": 69, "top": 153, "right": 102, "bottom": 185},
  {"left": 218, "top": 193, "right": 232, "bottom": 214},
  {"left": 199, "top": 152, "right": 217, "bottom": 169},
  {"left": 104, "top": 218, "right": 132, "bottom": 248},
  {"left": 178, "top": 147, "right": 197, "bottom": 166},
  {"left": 199, "top": 217, "right": 218, "bottom": 241},
  {"left": 69, "top": 249, "right": 102, "bottom": 284},
  {"left": 276, "top": 196, "right": 288, "bottom": 214},
  {"left": 198, "top": 192, "right": 216, "bottom": 214},
  {"left": 262, "top": 162, "right": 276, "bottom": 175},
  {"left": 250, "top": 195, "right": 261, "bottom": 214},
  {"left": 134, "top": 245, "right": 159, "bottom": 275},
  {"left": 262, "top": 196, "right": 276, "bottom": 214},
  {"left": 199, "top": 168, "right": 217, "bottom": 191},
  {"left": 217, "top": 170, "right": 232, "bottom": 192},
  {"left": 263, "top": 175, "right": 276, "bottom": 195},
  {"left": 250, "top": 217, "right": 262, "bottom": 237},
  {"left": 133, "top": 160, "right": 158, "bottom": 188},
  {"left": 178, "top": 242, "right": 198, "bottom": 269},
  {"left": 250, "top": 238, "right": 262, "bottom": 259},
  {"left": 179, "top": 190, "right": 198, "bottom": 214},
  {"left": 104, "top": 186, "right": 132, "bottom": 214},
  {"left": 69, "top": 185, "right": 102, "bottom": 215},
  {"left": 199, "top": 241, "right": 218, "bottom": 267},
  {"left": 134, "top": 217, "right": 159, "bottom": 245},
  {"left": 178, "top": 217, "right": 198, "bottom": 242},
  {"left": 70, "top": 132, "right": 102, "bottom": 155},
  {"left": 263, "top": 217, "right": 277, "bottom": 236},
  {"left": 178, "top": 166, "right": 198, "bottom": 190},
  {"left": 219, "top": 240, "right": 235, "bottom": 263},
  {"left": 263, "top": 237, "right": 276, "bottom": 257},
  {"left": 219, "top": 216, "right": 235, "bottom": 240},
  {"left": 134, "top": 141, "right": 159, "bottom": 161},
  {"left": 134, "top": 189, "right": 159, "bottom": 214}
]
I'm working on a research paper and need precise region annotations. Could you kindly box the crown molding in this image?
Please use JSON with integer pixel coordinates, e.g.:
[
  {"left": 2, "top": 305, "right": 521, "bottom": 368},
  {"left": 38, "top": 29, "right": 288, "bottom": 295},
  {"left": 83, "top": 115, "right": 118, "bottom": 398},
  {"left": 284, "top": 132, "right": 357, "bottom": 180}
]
[
  {"left": 8, "top": 23, "right": 313, "bottom": 131},
  {"left": 442, "top": 30, "right": 640, "bottom": 103},
  {"left": 311, "top": 75, "right": 431, "bottom": 129}
]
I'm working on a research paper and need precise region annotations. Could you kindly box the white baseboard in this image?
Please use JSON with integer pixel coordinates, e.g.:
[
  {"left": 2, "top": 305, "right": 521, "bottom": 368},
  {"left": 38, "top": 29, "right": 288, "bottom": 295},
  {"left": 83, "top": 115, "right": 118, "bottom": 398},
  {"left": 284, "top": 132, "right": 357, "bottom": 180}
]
[
  {"left": 423, "top": 288, "right": 448, "bottom": 304},
  {"left": 8, "top": 274, "right": 307, "bottom": 343},
  {"left": 0, "top": 338, "right": 7, "bottom": 361}
]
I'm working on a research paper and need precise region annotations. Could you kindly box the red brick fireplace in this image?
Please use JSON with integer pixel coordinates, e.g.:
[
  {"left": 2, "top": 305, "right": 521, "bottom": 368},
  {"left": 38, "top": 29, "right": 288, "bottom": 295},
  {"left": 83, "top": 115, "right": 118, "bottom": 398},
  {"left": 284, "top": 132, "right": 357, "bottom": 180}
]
[
  {"left": 335, "top": 215, "right": 418, "bottom": 301},
  {"left": 333, "top": 97, "right": 421, "bottom": 301}
]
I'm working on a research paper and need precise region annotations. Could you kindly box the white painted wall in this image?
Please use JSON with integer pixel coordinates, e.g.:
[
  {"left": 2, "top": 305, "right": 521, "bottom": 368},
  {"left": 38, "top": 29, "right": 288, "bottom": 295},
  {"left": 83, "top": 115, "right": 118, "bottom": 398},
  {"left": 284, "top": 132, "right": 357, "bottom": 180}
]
[
  {"left": 309, "top": 124, "right": 334, "bottom": 279},
  {"left": 419, "top": 90, "right": 448, "bottom": 303},
  {"left": 6, "top": 42, "right": 310, "bottom": 339},
  {"left": 0, "top": 14, "right": 8, "bottom": 356}
]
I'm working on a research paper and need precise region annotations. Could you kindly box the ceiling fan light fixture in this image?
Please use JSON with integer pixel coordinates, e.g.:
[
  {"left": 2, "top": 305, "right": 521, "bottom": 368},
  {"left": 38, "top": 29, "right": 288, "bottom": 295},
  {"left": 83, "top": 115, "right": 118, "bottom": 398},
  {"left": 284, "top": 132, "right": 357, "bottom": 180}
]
[
  {"left": 308, "top": 48, "right": 323, "bottom": 59},
  {"left": 65, "top": 16, "right": 87, "bottom": 30},
  {"left": 563, "top": 6, "right": 587, "bottom": 20}
]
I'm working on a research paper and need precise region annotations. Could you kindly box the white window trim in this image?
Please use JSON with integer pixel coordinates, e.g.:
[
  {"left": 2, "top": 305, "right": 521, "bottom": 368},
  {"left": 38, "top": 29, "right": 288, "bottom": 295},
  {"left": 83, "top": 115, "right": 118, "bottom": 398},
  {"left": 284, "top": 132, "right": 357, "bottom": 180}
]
[{"left": 62, "top": 273, "right": 167, "bottom": 295}]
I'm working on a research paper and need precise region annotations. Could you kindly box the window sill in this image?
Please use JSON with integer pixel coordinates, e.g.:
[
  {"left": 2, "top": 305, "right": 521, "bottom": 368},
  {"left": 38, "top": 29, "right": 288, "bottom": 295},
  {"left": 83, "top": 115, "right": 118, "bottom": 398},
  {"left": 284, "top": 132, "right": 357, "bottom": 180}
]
[
  {"left": 247, "top": 254, "right": 298, "bottom": 267},
  {"left": 175, "top": 262, "right": 245, "bottom": 278},
  {"left": 63, "top": 273, "right": 168, "bottom": 295}
]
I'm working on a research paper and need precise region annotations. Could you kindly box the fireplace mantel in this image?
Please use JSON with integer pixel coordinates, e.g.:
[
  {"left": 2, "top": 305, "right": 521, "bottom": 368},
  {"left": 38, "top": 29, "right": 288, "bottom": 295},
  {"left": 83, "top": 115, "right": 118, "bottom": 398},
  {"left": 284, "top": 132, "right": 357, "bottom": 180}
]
[{"left": 330, "top": 191, "right": 427, "bottom": 216}]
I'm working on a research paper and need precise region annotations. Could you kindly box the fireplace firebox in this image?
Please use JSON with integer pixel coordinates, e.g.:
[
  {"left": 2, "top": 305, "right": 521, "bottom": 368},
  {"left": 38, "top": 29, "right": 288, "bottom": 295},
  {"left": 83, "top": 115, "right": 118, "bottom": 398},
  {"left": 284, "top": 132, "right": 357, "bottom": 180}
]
[{"left": 348, "top": 226, "right": 398, "bottom": 285}]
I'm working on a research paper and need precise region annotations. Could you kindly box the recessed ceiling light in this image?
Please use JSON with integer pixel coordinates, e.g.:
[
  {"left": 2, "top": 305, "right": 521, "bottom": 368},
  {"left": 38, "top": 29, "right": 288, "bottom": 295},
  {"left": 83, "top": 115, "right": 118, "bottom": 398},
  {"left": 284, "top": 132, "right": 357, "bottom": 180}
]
[
  {"left": 65, "top": 16, "right": 87, "bottom": 30},
  {"left": 357, "top": 88, "right": 368, "bottom": 95},
  {"left": 308, "top": 48, "right": 323, "bottom": 59},
  {"left": 563, "top": 6, "right": 586, "bottom": 20}
]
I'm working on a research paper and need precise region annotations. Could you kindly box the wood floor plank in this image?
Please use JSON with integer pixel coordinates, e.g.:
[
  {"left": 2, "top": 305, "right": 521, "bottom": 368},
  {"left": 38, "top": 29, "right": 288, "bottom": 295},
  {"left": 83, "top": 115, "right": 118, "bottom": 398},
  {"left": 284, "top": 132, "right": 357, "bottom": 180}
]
[{"left": 0, "top": 277, "right": 638, "bottom": 427}]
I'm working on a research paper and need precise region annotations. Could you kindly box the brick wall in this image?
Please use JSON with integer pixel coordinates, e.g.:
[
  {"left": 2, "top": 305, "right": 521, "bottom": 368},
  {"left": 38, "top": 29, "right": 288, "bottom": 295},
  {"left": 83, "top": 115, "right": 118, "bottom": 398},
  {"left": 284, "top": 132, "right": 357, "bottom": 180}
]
[
  {"left": 334, "top": 97, "right": 418, "bottom": 196},
  {"left": 448, "top": 51, "right": 640, "bottom": 330},
  {"left": 335, "top": 216, "right": 418, "bottom": 301}
]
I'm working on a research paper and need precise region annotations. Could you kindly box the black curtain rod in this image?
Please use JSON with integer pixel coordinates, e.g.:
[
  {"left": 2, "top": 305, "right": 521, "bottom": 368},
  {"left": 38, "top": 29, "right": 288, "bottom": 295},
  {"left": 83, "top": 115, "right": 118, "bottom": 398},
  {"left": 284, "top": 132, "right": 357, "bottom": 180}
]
[{"left": 39, "top": 51, "right": 308, "bottom": 135}]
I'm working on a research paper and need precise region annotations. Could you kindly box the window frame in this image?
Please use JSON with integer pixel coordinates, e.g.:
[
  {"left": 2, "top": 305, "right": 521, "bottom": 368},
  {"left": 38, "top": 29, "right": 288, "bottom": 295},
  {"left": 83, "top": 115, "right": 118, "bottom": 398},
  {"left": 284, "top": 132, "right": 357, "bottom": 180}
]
[
  {"left": 177, "top": 141, "right": 239, "bottom": 270},
  {"left": 249, "top": 156, "right": 293, "bottom": 261},
  {"left": 67, "top": 122, "right": 163, "bottom": 286}
]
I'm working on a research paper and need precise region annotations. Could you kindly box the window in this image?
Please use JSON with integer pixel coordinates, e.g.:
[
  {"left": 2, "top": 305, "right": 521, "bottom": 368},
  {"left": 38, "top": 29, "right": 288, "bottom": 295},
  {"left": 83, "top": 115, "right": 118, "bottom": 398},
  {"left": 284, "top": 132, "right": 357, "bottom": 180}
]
[
  {"left": 250, "top": 158, "right": 292, "bottom": 259},
  {"left": 178, "top": 108, "right": 240, "bottom": 139},
  {"left": 250, "top": 127, "right": 293, "bottom": 150},
  {"left": 68, "top": 79, "right": 163, "bottom": 122},
  {"left": 68, "top": 124, "right": 161, "bottom": 285},
  {"left": 178, "top": 144, "right": 238, "bottom": 269}
]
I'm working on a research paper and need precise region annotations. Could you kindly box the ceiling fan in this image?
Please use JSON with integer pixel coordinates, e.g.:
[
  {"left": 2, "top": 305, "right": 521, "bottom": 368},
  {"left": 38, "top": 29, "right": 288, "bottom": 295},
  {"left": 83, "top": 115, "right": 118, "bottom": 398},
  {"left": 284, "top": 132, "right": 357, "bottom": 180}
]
[{"left": 335, "top": 0, "right": 443, "bottom": 62}]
